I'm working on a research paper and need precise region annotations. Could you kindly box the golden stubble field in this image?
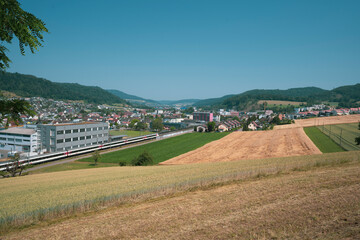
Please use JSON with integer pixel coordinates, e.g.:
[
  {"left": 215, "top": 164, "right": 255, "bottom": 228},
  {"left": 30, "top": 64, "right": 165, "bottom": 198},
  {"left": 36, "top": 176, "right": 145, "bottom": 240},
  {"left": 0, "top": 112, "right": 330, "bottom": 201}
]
[
  {"left": 1, "top": 151, "right": 358, "bottom": 229},
  {"left": 275, "top": 114, "right": 360, "bottom": 129},
  {"left": 161, "top": 115, "right": 360, "bottom": 165},
  {"left": 161, "top": 127, "right": 321, "bottom": 165},
  {"left": 4, "top": 162, "right": 360, "bottom": 240}
]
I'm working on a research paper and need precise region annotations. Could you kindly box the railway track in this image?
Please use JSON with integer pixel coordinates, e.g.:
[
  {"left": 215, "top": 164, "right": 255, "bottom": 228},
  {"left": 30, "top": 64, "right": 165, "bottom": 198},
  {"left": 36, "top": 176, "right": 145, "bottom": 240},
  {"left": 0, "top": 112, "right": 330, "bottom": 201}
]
[{"left": 0, "top": 133, "right": 159, "bottom": 171}]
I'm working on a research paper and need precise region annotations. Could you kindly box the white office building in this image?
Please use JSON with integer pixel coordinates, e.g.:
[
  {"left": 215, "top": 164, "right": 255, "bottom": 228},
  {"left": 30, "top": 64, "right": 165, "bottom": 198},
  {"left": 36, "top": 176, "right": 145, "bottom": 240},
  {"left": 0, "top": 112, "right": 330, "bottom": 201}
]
[
  {"left": 0, "top": 127, "right": 39, "bottom": 156},
  {"left": 38, "top": 122, "right": 109, "bottom": 153}
]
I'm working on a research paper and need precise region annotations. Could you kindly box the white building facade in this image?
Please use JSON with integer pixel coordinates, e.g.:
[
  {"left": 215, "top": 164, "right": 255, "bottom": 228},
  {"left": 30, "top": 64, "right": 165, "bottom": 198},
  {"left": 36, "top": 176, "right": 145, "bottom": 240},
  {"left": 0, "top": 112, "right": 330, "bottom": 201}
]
[
  {"left": 38, "top": 122, "right": 109, "bottom": 153},
  {"left": 0, "top": 128, "right": 38, "bottom": 156}
]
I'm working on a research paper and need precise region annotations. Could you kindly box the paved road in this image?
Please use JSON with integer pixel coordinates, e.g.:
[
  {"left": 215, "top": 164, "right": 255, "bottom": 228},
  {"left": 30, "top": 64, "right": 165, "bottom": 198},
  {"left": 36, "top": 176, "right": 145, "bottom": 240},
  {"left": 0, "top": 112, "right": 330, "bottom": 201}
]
[{"left": 26, "top": 129, "right": 193, "bottom": 172}]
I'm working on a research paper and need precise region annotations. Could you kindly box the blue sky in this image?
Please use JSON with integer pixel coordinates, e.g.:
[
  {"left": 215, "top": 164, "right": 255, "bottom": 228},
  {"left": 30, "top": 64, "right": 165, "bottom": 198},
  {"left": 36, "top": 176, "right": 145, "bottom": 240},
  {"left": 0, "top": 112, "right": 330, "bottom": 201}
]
[{"left": 5, "top": 0, "right": 360, "bottom": 100}]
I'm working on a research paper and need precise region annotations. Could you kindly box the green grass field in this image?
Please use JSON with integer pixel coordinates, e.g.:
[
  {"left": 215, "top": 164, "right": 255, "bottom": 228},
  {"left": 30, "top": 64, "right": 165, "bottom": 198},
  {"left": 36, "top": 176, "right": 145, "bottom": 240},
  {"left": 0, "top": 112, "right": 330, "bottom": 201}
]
[
  {"left": 316, "top": 123, "right": 360, "bottom": 151},
  {"left": 79, "top": 132, "right": 229, "bottom": 165},
  {"left": 322, "top": 101, "right": 339, "bottom": 107},
  {"left": 109, "top": 130, "right": 153, "bottom": 137},
  {"left": 1, "top": 151, "right": 359, "bottom": 231},
  {"left": 304, "top": 127, "right": 345, "bottom": 153}
]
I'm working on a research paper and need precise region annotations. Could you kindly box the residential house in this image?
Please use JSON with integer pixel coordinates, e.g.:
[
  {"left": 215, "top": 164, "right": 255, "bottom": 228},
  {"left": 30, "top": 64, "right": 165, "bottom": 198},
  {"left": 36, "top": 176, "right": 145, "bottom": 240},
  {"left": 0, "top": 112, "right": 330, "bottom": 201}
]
[{"left": 217, "top": 124, "right": 229, "bottom": 132}]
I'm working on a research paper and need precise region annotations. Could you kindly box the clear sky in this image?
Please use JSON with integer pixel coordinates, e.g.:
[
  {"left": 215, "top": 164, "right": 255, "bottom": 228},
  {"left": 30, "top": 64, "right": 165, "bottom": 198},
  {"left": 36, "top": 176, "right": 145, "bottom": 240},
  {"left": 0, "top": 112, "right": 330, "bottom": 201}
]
[{"left": 5, "top": 0, "right": 360, "bottom": 100}]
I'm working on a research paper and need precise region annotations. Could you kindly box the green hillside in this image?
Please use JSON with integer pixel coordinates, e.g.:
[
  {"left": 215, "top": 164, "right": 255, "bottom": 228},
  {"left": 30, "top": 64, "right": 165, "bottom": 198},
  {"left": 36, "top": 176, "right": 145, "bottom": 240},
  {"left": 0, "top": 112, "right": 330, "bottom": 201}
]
[
  {"left": 195, "top": 85, "right": 360, "bottom": 110},
  {"left": 193, "top": 94, "right": 235, "bottom": 107},
  {"left": 0, "top": 72, "right": 127, "bottom": 104},
  {"left": 328, "top": 84, "right": 360, "bottom": 107}
]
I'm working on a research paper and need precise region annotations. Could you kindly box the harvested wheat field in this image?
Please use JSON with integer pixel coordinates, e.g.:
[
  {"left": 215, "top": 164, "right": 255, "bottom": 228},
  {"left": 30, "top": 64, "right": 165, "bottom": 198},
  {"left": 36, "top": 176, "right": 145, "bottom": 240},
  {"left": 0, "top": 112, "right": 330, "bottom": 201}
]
[
  {"left": 161, "top": 128, "right": 321, "bottom": 165},
  {"left": 275, "top": 114, "right": 360, "bottom": 129},
  {"left": 4, "top": 163, "right": 360, "bottom": 240}
]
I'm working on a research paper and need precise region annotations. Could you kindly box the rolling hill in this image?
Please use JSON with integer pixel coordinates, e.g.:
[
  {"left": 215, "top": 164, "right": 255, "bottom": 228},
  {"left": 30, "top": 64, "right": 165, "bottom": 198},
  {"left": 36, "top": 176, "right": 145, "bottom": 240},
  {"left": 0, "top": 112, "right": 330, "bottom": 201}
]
[
  {"left": 194, "top": 85, "right": 360, "bottom": 109},
  {"left": 0, "top": 72, "right": 127, "bottom": 104},
  {"left": 2, "top": 72, "right": 358, "bottom": 109}
]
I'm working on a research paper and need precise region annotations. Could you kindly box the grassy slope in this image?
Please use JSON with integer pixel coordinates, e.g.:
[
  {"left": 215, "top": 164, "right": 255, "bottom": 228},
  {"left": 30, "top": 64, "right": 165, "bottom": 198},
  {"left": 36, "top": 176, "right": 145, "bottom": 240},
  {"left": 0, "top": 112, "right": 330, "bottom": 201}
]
[
  {"left": 0, "top": 151, "right": 359, "bottom": 231},
  {"left": 6, "top": 163, "right": 360, "bottom": 240},
  {"left": 304, "top": 127, "right": 345, "bottom": 153},
  {"left": 29, "top": 132, "right": 229, "bottom": 174},
  {"left": 317, "top": 123, "right": 360, "bottom": 151},
  {"left": 79, "top": 132, "right": 229, "bottom": 165}
]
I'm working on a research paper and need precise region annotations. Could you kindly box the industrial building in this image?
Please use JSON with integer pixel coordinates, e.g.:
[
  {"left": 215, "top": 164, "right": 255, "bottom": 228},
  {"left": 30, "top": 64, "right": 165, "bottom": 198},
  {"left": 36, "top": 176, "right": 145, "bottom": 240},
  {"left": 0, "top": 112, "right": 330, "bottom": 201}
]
[
  {"left": 0, "top": 127, "right": 39, "bottom": 157},
  {"left": 38, "top": 122, "right": 109, "bottom": 153},
  {"left": 193, "top": 112, "right": 214, "bottom": 122}
]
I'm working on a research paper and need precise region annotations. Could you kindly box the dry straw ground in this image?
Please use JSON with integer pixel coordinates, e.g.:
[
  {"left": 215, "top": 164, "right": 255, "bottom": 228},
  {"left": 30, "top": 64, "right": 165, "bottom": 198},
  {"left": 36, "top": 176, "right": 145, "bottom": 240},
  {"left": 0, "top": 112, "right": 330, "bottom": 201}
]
[
  {"left": 275, "top": 114, "right": 360, "bottom": 129},
  {"left": 161, "top": 128, "right": 321, "bottom": 165},
  {"left": 0, "top": 151, "right": 358, "bottom": 232},
  {"left": 161, "top": 115, "right": 360, "bottom": 165},
  {"left": 3, "top": 162, "right": 360, "bottom": 240}
]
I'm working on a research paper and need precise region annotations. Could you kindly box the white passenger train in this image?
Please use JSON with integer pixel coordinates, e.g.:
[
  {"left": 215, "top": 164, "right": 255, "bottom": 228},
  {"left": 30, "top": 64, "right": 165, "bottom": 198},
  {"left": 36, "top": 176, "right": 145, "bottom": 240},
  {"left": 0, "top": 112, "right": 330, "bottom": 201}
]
[{"left": 0, "top": 133, "right": 158, "bottom": 171}]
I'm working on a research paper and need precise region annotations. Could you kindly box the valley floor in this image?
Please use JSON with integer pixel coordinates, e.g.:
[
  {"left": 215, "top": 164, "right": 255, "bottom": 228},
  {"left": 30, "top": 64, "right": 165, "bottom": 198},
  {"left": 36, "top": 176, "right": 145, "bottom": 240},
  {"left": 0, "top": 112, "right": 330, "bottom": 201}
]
[{"left": 4, "top": 163, "right": 360, "bottom": 240}]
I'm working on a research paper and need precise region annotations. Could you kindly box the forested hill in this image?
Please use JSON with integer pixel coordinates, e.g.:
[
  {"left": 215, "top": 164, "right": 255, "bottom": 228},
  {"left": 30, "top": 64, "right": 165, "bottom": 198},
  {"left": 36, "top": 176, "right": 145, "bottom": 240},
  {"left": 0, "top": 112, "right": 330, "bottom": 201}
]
[
  {"left": 194, "top": 85, "right": 360, "bottom": 109},
  {"left": 222, "top": 87, "right": 329, "bottom": 109},
  {"left": 0, "top": 72, "right": 127, "bottom": 104},
  {"left": 239, "top": 87, "right": 328, "bottom": 98},
  {"left": 194, "top": 87, "right": 326, "bottom": 107}
]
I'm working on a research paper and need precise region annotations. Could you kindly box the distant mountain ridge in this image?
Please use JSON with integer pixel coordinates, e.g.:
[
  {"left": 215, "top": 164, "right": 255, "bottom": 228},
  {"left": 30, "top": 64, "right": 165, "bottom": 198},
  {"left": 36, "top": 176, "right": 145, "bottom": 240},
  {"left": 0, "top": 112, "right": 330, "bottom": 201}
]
[
  {"left": 0, "top": 72, "right": 127, "bottom": 104},
  {"left": 195, "top": 85, "right": 360, "bottom": 109},
  {"left": 1, "top": 72, "right": 358, "bottom": 109},
  {"left": 107, "top": 89, "right": 200, "bottom": 107}
]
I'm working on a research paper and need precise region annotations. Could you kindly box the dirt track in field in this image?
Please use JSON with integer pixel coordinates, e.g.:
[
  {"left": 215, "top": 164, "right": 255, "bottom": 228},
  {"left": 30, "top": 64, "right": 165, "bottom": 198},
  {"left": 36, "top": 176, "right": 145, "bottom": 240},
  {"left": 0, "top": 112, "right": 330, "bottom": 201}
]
[
  {"left": 161, "top": 128, "right": 321, "bottom": 165},
  {"left": 275, "top": 114, "right": 360, "bottom": 129}
]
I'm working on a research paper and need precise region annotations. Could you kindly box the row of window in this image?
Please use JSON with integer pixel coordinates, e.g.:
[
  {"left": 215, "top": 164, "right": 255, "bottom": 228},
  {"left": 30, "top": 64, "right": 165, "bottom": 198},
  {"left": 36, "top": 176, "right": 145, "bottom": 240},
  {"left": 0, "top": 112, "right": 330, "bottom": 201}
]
[
  {"left": 0, "top": 144, "right": 36, "bottom": 149},
  {"left": 56, "top": 126, "right": 108, "bottom": 135},
  {"left": 56, "top": 134, "right": 108, "bottom": 144},
  {"left": 0, "top": 137, "right": 31, "bottom": 142}
]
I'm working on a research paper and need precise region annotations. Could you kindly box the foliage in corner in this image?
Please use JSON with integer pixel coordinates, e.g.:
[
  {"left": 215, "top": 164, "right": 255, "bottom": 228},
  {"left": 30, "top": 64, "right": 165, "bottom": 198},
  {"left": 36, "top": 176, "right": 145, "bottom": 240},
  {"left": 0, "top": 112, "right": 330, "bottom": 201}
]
[
  {"left": 0, "top": 98, "right": 35, "bottom": 128},
  {"left": 0, "top": 0, "right": 48, "bottom": 70}
]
